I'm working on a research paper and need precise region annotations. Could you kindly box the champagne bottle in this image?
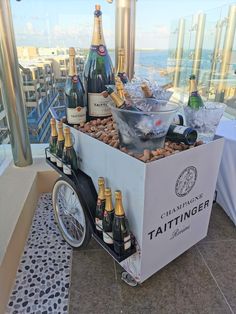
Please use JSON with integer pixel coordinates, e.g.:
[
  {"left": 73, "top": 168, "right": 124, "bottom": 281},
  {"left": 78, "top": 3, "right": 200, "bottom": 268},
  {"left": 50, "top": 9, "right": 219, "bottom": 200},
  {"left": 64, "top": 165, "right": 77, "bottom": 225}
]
[
  {"left": 116, "top": 48, "right": 128, "bottom": 84},
  {"left": 49, "top": 118, "right": 58, "bottom": 162},
  {"left": 95, "top": 177, "right": 106, "bottom": 234},
  {"left": 102, "top": 188, "right": 114, "bottom": 245},
  {"left": 141, "top": 82, "right": 154, "bottom": 98},
  {"left": 65, "top": 47, "right": 86, "bottom": 125},
  {"left": 56, "top": 121, "right": 65, "bottom": 168},
  {"left": 106, "top": 87, "right": 141, "bottom": 112},
  {"left": 83, "top": 4, "right": 114, "bottom": 120},
  {"left": 166, "top": 125, "right": 197, "bottom": 145},
  {"left": 112, "top": 191, "right": 131, "bottom": 255},
  {"left": 187, "top": 74, "right": 204, "bottom": 109},
  {"left": 115, "top": 76, "right": 125, "bottom": 100},
  {"left": 62, "top": 127, "right": 78, "bottom": 175}
]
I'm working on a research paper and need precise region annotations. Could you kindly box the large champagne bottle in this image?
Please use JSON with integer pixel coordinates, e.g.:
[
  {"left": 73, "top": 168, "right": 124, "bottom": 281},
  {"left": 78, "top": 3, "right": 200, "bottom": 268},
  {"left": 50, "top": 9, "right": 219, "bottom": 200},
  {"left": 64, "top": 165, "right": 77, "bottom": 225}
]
[
  {"left": 102, "top": 188, "right": 114, "bottom": 246},
  {"left": 49, "top": 118, "right": 58, "bottom": 162},
  {"left": 65, "top": 47, "right": 86, "bottom": 125},
  {"left": 112, "top": 191, "right": 131, "bottom": 255},
  {"left": 187, "top": 74, "right": 204, "bottom": 109},
  {"left": 95, "top": 177, "right": 106, "bottom": 234},
  {"left": 62, "top": 127, "right": 78, "bottom": 175},
  {"left": 116, "top": 48, "right": 128, "bottom": 84},
  {"left": 56, "top": 121, "right": 65, "bottom": 168},
  {"left": 83, "top": 4, "right": 114, "bottom": 120}
]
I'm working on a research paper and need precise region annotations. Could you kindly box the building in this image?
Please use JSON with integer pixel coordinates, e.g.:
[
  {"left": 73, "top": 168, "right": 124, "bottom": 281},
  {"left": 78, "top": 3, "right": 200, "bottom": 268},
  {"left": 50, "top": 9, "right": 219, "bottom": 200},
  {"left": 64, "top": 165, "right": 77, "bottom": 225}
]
[
  {"left": 19, "top": 59, "right": 59, "bottom": 143},
  {"left": 0, "top": 47, "right": 86, "bottom": 144}
]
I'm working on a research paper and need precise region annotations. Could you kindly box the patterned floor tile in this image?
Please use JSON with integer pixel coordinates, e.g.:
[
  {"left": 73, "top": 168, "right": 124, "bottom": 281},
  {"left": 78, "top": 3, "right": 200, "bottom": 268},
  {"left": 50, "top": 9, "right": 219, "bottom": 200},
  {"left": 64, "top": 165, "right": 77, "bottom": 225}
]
[{"left": 6, "top": 194, "right": 72, "bottom": 314}]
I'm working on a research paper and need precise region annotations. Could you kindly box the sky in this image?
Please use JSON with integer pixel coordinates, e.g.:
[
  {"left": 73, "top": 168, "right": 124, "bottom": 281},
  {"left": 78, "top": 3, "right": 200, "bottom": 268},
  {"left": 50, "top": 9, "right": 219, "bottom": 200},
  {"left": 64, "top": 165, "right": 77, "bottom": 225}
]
[{"left": 10, "top": 0, "right": 235, "bottom": 49}]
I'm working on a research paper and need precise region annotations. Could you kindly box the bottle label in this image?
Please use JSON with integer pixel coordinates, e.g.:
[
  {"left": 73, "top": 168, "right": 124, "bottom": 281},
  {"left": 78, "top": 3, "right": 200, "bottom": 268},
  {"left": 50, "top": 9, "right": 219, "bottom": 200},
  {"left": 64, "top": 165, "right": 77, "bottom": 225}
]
[
  {"left": 72, "top": 75, "right": 78, "bottom": 83},
  {"left": 88, "top": 93, "right": 111, "bottom": 117},
  {"left": 91, "top": 44, "right": 107, "bottom": 56},
  {"left": 67, "top": 107, "right": 86, "bottom": 124},
  {"left": 63, "top": 164, "right": 72, "bottom": 175},
  {"left": 124, "top": 235, "right": 131, "bottom": 250},
  {"left": 95, "top": 218, "right": 103, "bottom": 231},
  {"left": 173, "top": 126, "right": 186, "bottom": 135},
  {"left": 56, "top": 158, "right": 63, "bottom": 168},
  {"left": 103, "top": 231, "right": 113, "bottom": 244}
]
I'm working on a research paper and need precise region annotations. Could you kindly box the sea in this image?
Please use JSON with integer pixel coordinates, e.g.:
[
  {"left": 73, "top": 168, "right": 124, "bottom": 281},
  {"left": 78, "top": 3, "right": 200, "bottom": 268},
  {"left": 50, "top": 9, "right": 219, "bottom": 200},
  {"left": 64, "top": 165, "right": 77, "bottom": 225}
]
[{"left": 109, "top": 50, "right": 169, "bottom": 85}]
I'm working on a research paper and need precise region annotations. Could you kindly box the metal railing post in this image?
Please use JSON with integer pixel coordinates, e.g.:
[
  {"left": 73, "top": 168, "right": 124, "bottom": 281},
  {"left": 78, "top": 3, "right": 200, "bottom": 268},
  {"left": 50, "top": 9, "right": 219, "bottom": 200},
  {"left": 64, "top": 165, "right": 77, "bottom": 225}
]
[
  {"left": 115, "top": 0, "right": 136, "bottom": 80},
  {"left": 216, "top": 4, "right": 236, "bottom": 100},
  {"left": 192, "top": 13, "right": 206, "bottom": 79},
  {"left": 173, "top": 18, "right": 185, "bottom": 88},
  {"left": 207, "top": 20, "right": 223, "bottom": 93},
  {"left": 0, "top": 0, "right": 32, "bottom": 166}
]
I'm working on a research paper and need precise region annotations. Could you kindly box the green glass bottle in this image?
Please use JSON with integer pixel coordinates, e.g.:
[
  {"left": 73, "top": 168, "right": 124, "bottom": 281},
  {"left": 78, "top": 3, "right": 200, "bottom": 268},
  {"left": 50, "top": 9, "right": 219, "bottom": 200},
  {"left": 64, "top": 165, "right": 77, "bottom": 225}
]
[
  {"left": 62, "top": 127, "right": 78, "bottom": 175},
  {"left": 116, "top": 48, "right": 129, "bottom": 84},
  {"left": 49, "top": 118, "right": 58, "bottom": 163},
  {"left": 83, "top": 4, "right": 114, "bottom": 120},
  {"left": 102, "top": 188, "right": 114, "bottom": 246},
  {"left": 56, "top": 121, "right": 64, "bottom": 168},
  {"left": 187, "top": 74, "right": 204, "bottom": 109},
  {"left": 95, "top": 177, "right": 106, "bottom": 235},
  {"left": 112, "top": 190, "right": 131, "bottom": 256},
  {"left": 65, "top": 47, "right": 86, "bottom": 125},
  {"left": 106, "top": 87, "right": 141, "bottom": 112}
]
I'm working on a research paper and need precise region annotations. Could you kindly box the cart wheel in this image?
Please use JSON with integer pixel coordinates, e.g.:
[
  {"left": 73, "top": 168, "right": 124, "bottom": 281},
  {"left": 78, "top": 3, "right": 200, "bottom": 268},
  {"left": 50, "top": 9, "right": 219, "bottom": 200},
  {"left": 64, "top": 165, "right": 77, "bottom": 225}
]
[
  {"left": 52, "top": 177, "right": 91, "bottom": 248},
  {"left": 121, "top": 272, "right": 138, "bottom": 287}
]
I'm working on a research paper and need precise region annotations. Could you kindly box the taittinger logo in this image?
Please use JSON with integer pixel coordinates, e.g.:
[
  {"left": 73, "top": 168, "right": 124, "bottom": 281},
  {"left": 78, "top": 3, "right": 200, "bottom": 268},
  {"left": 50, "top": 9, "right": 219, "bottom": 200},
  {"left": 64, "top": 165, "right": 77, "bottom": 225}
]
[{"left": 175, "top": 166, "right": 197, "bottom": 197}]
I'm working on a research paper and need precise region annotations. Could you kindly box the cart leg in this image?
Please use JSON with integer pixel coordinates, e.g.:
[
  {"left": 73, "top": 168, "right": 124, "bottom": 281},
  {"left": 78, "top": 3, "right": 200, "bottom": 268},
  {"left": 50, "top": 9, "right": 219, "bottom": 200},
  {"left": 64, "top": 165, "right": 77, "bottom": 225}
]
[{"left": 121, "top": 272, "right": 138, "bottom": 287}]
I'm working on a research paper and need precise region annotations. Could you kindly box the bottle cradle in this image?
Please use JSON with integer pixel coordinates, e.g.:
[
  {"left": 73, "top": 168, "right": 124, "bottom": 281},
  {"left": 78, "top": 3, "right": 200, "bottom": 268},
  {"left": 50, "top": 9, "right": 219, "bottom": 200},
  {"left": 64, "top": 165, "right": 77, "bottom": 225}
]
[
  {"left": 45, "top": 147, "right": 136, "bottom": 261},
  {"left": 94, "top": 220, "right": 134, "bottom": 257}
]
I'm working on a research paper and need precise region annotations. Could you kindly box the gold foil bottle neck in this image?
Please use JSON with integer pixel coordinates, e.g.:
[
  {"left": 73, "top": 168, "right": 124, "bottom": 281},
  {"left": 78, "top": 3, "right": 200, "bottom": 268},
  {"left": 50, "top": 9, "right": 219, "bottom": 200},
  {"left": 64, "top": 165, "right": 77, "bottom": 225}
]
[
  {"left": 50, "top": 118, "right": 57, "bottom": 137},
  {"left": 117, "top": 49, "right": 125, "bottom": 74},
  {"left": 109, "top": 91, "right": 124, "bottom": 108},
  {"left": 64, "top": 127, "right": 72, "bottom": 148},
  {"left": 105, "top": 188, "right": 113, "bottom": 212},
  {"left": 118, "top": 48, "right": 125, "bottom": 56},
  {"left": 115, "top": 77, "right": 125, "bottom": 99},
  {"left": 57, "top": 121, "right": 63, "bottom": 128},
  {"left": 57, "top": 124, "right": 64, "bottom": 142},
  {"left": 50, "top": 118, "right": 56, "bottom": 125},
  {"left": 114, "top": 190, "right": 125, "bottom": 216},
  {"left": 189, "top": 76, "right": 198, "bottom": 93},
  {"left": 98, "top": 177, "right": 105, "bottom": 200},
  {"left": 98, "top": 177, "right": 105, "bottom": 185},
  {"left": 64, "top": 127, "right": 70, "bottom": 134},
  {"left": 69, "top": 47, "right": 76, "bottom": 56},
  {"left": 92, "top": 4, "right": 105, "bottom": 46},
  {"left": 141, "top": 83, "right": 153, "bottom": 98},
  {"left": 68, "top": 47, "right": 77, "bottom": 76}
]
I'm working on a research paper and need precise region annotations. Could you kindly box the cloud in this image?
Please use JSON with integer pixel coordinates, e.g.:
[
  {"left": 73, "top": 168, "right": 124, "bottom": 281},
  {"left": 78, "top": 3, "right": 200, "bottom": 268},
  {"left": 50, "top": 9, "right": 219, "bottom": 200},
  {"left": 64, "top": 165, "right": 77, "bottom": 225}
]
[{"left": 136, "top": 25, "right": 170, "bottom": 49}]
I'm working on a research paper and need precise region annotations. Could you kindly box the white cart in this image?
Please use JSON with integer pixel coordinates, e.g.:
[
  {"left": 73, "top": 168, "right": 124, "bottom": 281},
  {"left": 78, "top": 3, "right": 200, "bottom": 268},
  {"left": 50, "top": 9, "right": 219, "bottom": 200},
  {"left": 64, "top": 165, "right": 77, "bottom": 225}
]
[{"left": 47, "top": 125, "right": 224, "bottom": 285}]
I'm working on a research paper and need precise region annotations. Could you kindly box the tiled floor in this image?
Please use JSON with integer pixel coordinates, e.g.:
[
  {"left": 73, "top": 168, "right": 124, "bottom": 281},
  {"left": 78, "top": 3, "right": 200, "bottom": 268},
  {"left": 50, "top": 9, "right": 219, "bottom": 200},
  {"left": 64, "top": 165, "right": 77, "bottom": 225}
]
[{"left": 70, "top": 203, "right": 236, "bottom": 314}]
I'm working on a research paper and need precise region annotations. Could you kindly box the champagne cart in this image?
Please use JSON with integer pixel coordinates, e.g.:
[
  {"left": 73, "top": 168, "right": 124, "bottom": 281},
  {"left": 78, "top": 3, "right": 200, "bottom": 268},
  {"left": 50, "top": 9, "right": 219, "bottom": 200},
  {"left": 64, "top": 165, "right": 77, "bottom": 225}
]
[{"left": 47, "top": 108, "right": 224, "bottom": 285}]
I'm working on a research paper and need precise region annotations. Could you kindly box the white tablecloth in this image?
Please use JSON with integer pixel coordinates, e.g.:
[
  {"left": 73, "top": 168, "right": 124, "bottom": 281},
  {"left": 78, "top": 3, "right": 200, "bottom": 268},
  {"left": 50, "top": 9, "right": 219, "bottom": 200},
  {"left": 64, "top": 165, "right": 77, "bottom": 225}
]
[{"left": 216, "top": 119, "right": 236, "bottom": 225}]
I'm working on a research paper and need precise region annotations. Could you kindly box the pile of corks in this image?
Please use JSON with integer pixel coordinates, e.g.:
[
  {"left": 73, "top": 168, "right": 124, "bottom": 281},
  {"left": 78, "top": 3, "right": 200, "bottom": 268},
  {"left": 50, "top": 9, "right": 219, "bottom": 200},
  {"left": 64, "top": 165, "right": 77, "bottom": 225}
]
[{"left": 73, "top": 117, "right": 203, "bottom": 163}]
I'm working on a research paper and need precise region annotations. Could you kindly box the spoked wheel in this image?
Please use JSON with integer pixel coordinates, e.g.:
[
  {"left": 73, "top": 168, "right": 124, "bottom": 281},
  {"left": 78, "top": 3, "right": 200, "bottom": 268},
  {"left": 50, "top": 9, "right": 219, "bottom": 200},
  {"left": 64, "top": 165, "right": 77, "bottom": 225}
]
[{"left": 52, "top": 177, "right": 91, "bottom": 248}]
